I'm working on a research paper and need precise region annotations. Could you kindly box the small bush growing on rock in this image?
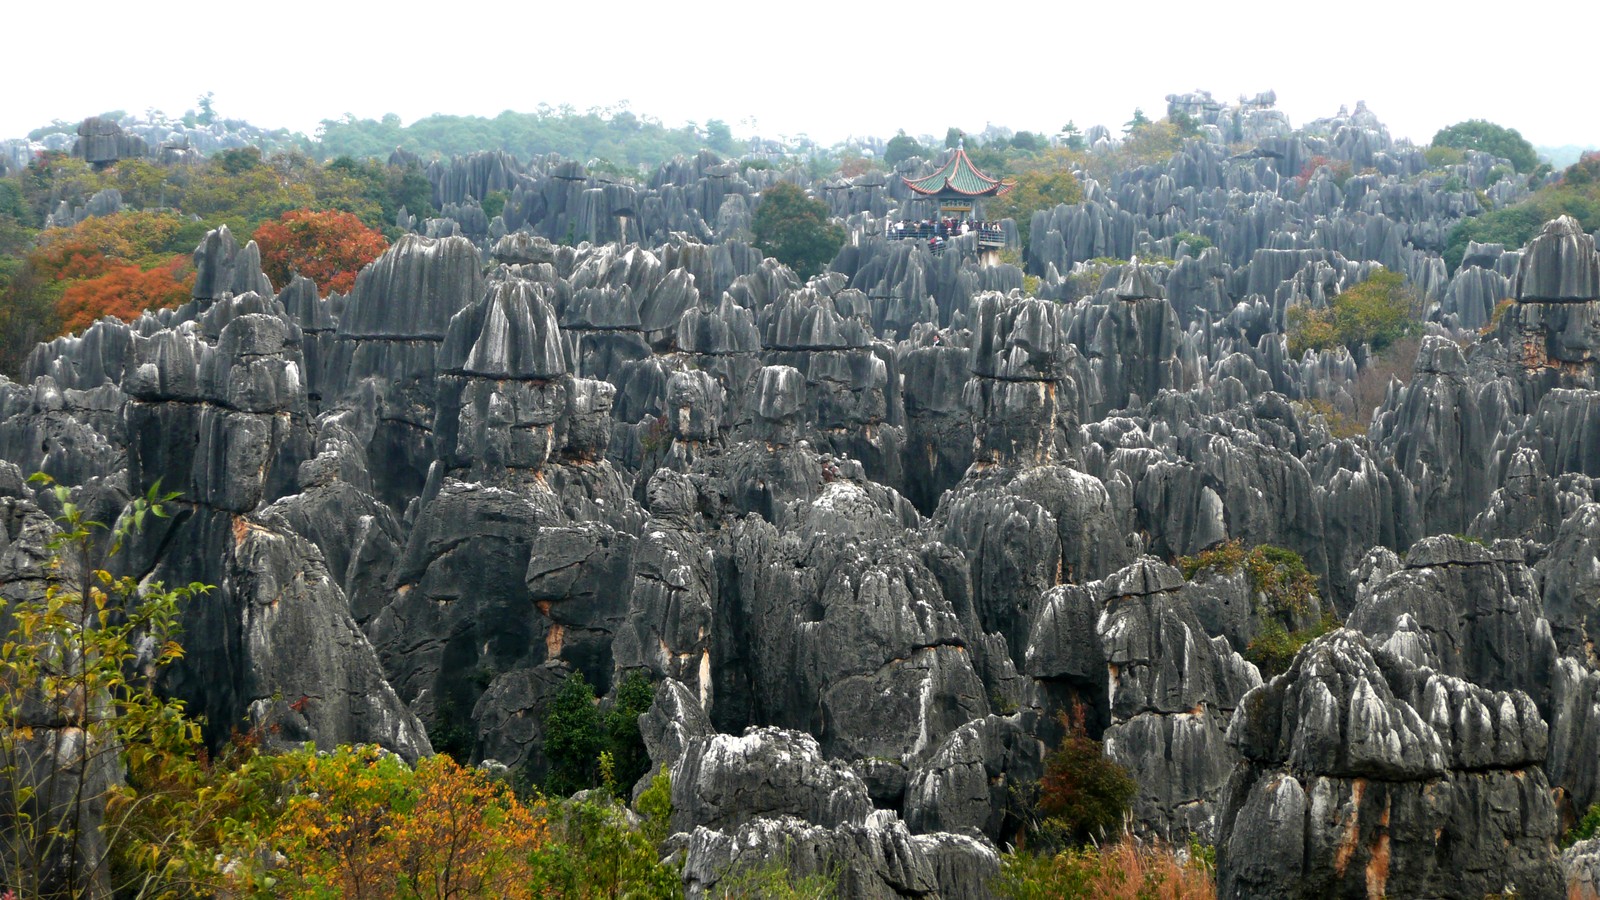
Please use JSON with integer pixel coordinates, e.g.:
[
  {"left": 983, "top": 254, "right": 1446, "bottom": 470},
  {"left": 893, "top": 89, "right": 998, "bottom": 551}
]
[
  {"left": 1482, "top": 298, "right": 1516, "bottom": 335},
  {"left": 1567, "top": 803, "right": 1600, "bottom": 847},
  {"left": 1021, "top": 705, "right": 1137, "bottom": 851},
  {"left": 712, "top": 846, "right": 838, "bottom": 900},
  {"left": 1244, "top": 614, "right": 1337, "bottom": 680},
  {"left": 1180, "top": 540, "right": 1319, "bottom": 618}
]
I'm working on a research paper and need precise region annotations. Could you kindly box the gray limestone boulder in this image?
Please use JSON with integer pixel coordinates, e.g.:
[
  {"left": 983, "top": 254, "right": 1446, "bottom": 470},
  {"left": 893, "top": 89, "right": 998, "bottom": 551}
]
[
  {"left": 1515, "top": 216, "right": 1600, "bottom": 302},
  {"left": 191, "top": 226, "right": 273, "bottom": 302},
  {"left": 1565, "top": 837, "right": 1600, "bottom": 900},
  {"left": 1539, "top": 503, "right": 1600, "bottom": 661},
  {"left": 1217, "top": 629, "right": 1562, "bottom": 899},
  {"left": 670, "top": 727, "right": 873, "bottom": 834},
  {"left": 903, "top": 714, "right": 1044, "bottom": 840},
  {"left": 227, "top": 520, "right": 432, "bottom": 759},
  {"left": 1346, "top": 535, "right": 1557, "bottom": 707},
  {"left": 679, "top": 813, "right": 999, "bottom": 900},
  {"left": 338, "top": 234, "right": 484, "bottom": 341}
]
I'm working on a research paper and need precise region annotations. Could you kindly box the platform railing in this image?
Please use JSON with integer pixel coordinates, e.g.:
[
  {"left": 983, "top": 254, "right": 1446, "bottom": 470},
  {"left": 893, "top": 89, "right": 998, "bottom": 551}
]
[{"left": 887, "top": 221, "right": 1007, "bottom": 253}]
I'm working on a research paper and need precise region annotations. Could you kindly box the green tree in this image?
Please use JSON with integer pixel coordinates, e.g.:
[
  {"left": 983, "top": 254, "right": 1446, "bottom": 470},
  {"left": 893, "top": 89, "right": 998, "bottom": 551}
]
[
  {"left": 1286, "top": 268, "right": 1416, "bottom": 356},
  {"left": 1431, "top": 120, "right": 1538, "bottom": 174},
  {"left": 1010, "top": 131, "right": 1044, "bottom": 152},
  {"left": 884, "top": 131, "right": 926, "bottom": 166},
  {"left": 196, "top": 92, "right": 217, "bottom": 127},
  {"left": 1059, "top": 121, "right": 1085, "bottom": 152},
  {"left": 542, "top": 672, "right": 604, "bottom": 797},
  {"left": 704, "top": 119, "right": 736, "bottom": 155},
  {"left": 752, "top": 183, "right": 844, "bottom": 280},
  {"left": 529, "top": 791, "right": 681, "bottom": 899},
  {"left": 1122, "top": 108, "right": 1151, "bottom": 135},
  {"left": 604, "top": 673, "right": 656, "bottom": 792},
  {"left": 985, "top": 150, "right": 1083, "bottom": 248},
  {"left": 944, "top": 127, "right": 964, "bottom": 149}
]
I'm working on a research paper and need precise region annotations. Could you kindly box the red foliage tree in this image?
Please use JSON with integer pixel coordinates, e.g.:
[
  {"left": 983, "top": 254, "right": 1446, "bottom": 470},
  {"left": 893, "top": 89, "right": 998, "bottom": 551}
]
[
  {"left": 254, "top": 208, "right": 388, "bottom": 295},
  {"left": 56, "top": 256, "right": 194, "bottom": 334}
]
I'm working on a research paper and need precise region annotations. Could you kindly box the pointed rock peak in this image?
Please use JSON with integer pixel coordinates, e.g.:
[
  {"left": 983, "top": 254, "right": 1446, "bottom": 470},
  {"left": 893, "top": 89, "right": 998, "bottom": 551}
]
[
  {"left": 1115, "top": 258, "right": 1165, "bottom": 301},
  {"left": 1514, "top": 215, "right": 1600, "bottom": 303}
]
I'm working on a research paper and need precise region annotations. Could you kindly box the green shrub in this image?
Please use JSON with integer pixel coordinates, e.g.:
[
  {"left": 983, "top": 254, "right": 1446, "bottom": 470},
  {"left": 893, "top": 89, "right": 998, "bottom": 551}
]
[
  {"left": 1180, "top": 539, "right": 1319, "bottom": 616},
  {"left": 1423, "top": 145, "right": 1466, "bottom": 168},
  {"left": 1567, "top": 803, "right": 1600, "bottom": 847},
  {"left": 541, "top": 670, "right": 657, "bottom": 798},
  {"left": 1244, "top": 545, "right": 1319, "bottom": 617},
  {"left": 636, "top": 766, "right": 673, "bottom": 845},
  {"left": 480, "top": 189, "right": 508, "bottom": 220},
  {"left": 529, "top": 792, "right": 683, "bottom": 899},
  {"left": 1287, "top": 269, "right": 1416, "bottom": 356},
  {"left": 1178, "top": 540, "right": 1247, "bottom": 581},
  {"left": 1172, "top": 230, "right": 1212, "bottom": 253},
  {"left": 1245, "top": 616, "right": 1337, "bottom": 680},
  {"left": 712, "top": 847, "right": 838, "bottom": 900},
  {"left": 1182, "top": 540, "right": 1328, "bottom": 678}
]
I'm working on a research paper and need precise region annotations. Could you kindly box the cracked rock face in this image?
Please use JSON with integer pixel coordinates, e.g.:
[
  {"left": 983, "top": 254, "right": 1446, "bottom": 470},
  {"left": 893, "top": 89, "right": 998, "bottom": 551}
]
[{"left": 1218, "top": 629, "right": 1561, "bottom": 899}]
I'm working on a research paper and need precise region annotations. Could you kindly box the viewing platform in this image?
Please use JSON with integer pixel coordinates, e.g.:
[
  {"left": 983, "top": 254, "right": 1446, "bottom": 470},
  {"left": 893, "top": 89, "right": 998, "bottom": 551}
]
[{"left": 888, "top": 220, "right": 1007, "bottom": 254}]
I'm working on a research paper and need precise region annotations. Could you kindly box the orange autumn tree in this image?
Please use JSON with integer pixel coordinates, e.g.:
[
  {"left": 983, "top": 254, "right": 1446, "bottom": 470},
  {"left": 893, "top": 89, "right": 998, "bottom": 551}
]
[
  {"left": 246, "top": 745, "right": 547, "bottom": 900},
  {"left": 57, "top": 258, "right": 194, "bottom": 333},
  {"left": 254, "top": 208, "right": 388, "bottom": 294},
  {"left": 30, "top": 211, "right": 190, "bottom": 280},
  {"left": 27, "top": 211, "right": 196, "bottom": 335}
]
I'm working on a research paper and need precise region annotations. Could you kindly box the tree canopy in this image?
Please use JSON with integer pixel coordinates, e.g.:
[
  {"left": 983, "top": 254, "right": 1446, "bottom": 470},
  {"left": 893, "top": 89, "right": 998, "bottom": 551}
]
[
  {"left": 984, "top": 150, "right": 1084, "bottom": 247},
  {"left": 1444, "top": 152, "right": 1600, "bottom": 271},
  {"left": 1431, "top": 120, "right": 1538, "bottom": 174},
  {"left": 752, "top": 182, "right": 844, "bottom": 280},
  {"left": 884, "top": 131, "right": 926, "bottom": 166},
  {"left": 1287, "top": 268, "right": 1416, "bottom": 356},
  {"left": 315, "top": 108, "right": 738, "bottom": 169},
  {"left": 254, "top": 208, "right": 389, "bottom": 294}
]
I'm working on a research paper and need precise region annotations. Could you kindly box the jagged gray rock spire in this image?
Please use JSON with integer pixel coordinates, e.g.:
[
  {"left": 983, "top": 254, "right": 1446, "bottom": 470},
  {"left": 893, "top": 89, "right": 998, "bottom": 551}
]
[
  {"left": 1515, "top": 215, "right": 1600, "bottom": 302},
  {"left": 1217, "top": 628, "right": 1561, "bottom": 899}
]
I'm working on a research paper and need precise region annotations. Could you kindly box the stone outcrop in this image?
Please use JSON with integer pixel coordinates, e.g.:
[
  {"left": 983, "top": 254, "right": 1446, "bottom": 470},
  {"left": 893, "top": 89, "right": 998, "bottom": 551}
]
[
  {"left": 1515, "top": 215, "right": 1600, "bottom": 303},
  {"left": 1217, "top": 630, "right": 1561, "bottom": 899}
]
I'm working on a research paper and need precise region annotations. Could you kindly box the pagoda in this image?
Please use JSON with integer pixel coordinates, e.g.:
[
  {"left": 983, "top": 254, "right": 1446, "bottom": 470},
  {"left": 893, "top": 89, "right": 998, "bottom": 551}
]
[{"left": 901, "top": 141, "right": 1014, "bottom": 221}]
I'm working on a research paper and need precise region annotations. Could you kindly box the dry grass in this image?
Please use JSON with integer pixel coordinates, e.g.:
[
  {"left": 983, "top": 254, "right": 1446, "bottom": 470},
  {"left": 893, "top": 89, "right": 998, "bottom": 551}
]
[{"left": 995, "top": 837, "right": 1216, "bottom": 900}]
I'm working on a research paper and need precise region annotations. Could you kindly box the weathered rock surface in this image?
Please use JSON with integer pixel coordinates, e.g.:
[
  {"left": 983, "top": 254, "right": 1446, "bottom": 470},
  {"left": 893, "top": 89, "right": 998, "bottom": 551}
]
[
  {"left": 6, "top": 96, "right": 1600, "bottom": 897},
  {"left": 1217, "top": 629, "right": 1561, "bottom": 899}
]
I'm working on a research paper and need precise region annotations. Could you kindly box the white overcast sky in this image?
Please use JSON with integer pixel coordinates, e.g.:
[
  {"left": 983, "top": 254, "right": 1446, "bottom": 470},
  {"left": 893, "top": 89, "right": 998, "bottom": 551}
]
[{"left": 6, "top": 0, "right": 1596, "bottom": 151}]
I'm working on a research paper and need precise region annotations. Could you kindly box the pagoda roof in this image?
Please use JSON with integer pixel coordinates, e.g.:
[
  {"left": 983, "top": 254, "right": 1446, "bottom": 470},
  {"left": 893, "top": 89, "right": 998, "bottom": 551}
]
[{"left": 902, "top": 146, "right": 1014, "bottom": 198}]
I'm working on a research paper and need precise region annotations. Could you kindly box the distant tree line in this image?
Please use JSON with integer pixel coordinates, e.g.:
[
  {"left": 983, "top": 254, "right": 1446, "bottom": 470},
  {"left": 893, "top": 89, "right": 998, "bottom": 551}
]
[{"left": 313, "top": 108, "right": 740, "bottom": 169}]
